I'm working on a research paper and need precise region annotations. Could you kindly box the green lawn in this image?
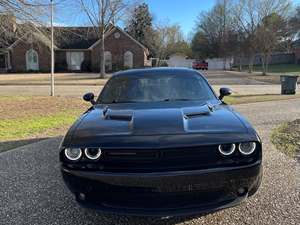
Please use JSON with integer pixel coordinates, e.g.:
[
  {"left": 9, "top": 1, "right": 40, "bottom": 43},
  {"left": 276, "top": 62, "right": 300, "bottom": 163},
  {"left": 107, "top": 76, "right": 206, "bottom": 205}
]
[
  {"left": 0, "top": 111, "right": 78, "bottom": 140},
  {"left": 0, "top": 96, "right": 88, "bottom": 151}
]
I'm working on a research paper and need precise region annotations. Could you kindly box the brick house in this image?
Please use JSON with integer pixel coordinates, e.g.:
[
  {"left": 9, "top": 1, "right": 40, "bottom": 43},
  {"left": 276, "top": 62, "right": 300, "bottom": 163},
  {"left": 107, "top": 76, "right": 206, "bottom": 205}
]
[{"left": 0, "top": 16, "right": 149, "bottom": 73}]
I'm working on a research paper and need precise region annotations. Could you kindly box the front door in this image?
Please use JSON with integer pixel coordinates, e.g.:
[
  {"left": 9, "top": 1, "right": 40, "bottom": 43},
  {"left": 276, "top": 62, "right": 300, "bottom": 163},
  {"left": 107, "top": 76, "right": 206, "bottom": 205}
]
[
  {"left": 66, "top": 52, "right": 84, "bottom": 71},
  {"left": 26, "top": 49, "right": 39, "bottom": 71}
]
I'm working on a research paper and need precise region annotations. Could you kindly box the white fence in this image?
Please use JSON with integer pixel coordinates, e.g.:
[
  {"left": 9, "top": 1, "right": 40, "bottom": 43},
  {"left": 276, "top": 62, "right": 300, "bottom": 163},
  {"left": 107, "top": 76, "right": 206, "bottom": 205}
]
[{"left": 166, "top": 54, "right": 232, "bottom": 70}]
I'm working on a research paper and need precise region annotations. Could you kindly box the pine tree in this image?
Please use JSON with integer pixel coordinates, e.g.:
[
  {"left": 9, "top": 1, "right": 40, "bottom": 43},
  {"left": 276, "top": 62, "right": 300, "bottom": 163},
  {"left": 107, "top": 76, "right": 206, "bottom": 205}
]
[{"left": 125, "top": 3, "right": 156, "bottom": 56}]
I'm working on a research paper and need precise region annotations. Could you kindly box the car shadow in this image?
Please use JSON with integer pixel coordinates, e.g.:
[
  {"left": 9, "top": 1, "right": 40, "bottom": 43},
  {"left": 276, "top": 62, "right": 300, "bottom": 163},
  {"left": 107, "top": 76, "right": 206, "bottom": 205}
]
[{"left": 79, "top": 207, "right": 213, "bottom": 225}]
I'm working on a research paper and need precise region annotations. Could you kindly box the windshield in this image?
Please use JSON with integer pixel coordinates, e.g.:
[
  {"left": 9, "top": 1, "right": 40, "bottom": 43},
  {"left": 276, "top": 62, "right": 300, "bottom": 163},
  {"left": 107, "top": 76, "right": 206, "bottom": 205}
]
[{"left": 98, "top": 73, "right": 216, "bottom": 104}]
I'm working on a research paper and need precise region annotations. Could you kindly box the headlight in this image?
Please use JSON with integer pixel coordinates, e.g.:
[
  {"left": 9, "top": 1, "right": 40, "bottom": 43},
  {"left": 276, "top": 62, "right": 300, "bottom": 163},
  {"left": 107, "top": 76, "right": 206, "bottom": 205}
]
[
  {"left": 84, "top": 147, "right": 102, "bottom": 160},
  {"left": 218, "top": 143, "right": 236, "bottom": 156},
  {"left": 238, "top": 142, "right": 256, "bottom": 155},
  {"left": 64, "top": 148, "right": 82, "bottom": 161}
]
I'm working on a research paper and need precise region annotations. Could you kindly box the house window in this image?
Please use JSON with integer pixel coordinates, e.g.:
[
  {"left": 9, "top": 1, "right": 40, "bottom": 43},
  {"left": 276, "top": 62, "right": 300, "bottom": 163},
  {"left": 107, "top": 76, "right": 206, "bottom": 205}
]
[
  {"left": 26, "top": 49, "right": 39, "bottom": 71},
  {"left": 124, "top": 51, "right": 133, "bottom": 68},
  {"left": 104, "top": 51, "right": 112, "bottom": 71},
  {"left": 66, "top": 52, "right": 84, "bottom": 71},
  {"left": 114, "top": 32, "right": 120, "bottom": 39}
]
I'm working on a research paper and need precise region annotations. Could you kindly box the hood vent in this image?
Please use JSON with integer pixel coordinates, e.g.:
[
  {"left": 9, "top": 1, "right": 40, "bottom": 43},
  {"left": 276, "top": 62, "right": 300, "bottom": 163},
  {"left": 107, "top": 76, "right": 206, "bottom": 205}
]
[
  {"left": 103, "top": 109, "right": 133, "bottom": 121},
  {"left": 106, "top": 114, "right": 132, "bottom": 121},
  {"left": 184, "top": 111, "right": 210, "bottom": 119},
  {"left": 183, "top": 105, "right": 212, "bottom": 119}
]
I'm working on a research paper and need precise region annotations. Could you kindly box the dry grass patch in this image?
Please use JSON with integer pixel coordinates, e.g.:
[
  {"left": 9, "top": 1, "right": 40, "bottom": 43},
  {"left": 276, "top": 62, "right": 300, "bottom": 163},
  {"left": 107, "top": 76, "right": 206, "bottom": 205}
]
[
  {"left": 0, "top": 74, "right": 109, "bottom": 86},
  {"left": 271, "top": 119, "right": 300, "bottom": 158},
  {"left": 0, "top": 96, "right": 87, "bottom": 120}
]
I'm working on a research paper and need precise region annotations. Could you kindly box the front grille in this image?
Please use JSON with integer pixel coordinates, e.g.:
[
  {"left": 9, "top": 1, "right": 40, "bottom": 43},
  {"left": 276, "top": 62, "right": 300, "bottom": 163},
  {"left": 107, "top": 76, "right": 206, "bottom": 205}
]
[{"left": 99, "top": 145, "right": 229, "bottom": 172}]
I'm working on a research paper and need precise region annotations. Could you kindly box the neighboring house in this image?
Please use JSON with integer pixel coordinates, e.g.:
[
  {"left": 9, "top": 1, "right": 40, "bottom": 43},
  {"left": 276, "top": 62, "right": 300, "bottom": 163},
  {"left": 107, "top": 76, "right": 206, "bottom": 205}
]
[{"left": 0, "top": 15, "right": 149, "bottom": 73}]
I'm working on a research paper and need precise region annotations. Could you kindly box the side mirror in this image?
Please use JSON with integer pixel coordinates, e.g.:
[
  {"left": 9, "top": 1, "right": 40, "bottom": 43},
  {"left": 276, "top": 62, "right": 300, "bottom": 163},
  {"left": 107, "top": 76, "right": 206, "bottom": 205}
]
[
  {"left": 83, "top": 92, "right": 96, "bottom": 105},
  {"left": 219, "top": 87, "right": 232, "bottom": 100}
]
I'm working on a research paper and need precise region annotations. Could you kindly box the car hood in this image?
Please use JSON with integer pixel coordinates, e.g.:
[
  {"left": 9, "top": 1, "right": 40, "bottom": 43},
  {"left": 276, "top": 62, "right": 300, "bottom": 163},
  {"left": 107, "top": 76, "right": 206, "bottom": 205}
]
[{"left": 70, "top": 102, "right": 249, "bottom": 140}]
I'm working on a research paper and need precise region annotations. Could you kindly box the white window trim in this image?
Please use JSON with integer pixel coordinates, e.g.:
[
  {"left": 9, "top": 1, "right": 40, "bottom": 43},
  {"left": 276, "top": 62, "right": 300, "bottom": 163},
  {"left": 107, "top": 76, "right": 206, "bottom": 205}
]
[{"left": 26, "top": 49, "right": 39, "bottom": 71}]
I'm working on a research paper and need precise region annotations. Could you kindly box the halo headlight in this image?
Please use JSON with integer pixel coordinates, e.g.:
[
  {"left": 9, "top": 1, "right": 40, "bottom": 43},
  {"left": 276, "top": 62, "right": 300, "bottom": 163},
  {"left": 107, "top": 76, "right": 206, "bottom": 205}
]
[
  {"left": 238, "top": 142, "right": 256, "bottom": 155},
  {"left": 64, "top": 148, "right": 82, "bottom": 161},
  {"left": 84, "top": 147, "right": 102, "bottom": 160},
  {"left": 218, "top": 144, "right": 236, "bottom": 156}
]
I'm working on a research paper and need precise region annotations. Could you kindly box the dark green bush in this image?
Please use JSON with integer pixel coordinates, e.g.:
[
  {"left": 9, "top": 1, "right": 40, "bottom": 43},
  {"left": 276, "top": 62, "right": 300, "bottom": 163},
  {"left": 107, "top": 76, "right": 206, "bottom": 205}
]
[
  {"left": 55, "top": 60, "right": 67, "bottom": 72},
  {"left": 81, "top": 60, "right": 91, "bottom": 72}
]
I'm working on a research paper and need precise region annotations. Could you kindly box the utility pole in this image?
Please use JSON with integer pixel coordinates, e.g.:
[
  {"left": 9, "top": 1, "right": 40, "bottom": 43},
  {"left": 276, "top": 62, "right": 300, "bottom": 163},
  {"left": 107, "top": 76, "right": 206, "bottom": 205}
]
[{"left": 50, "top": 0, "right": 55, "bottom": 96}]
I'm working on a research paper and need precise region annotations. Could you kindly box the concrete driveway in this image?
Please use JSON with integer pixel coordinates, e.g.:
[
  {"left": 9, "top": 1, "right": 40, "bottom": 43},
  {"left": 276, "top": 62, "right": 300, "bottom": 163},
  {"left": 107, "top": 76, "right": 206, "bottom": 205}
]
[{"left": 0, "top": 99, "right": 299, "bottom": 225}]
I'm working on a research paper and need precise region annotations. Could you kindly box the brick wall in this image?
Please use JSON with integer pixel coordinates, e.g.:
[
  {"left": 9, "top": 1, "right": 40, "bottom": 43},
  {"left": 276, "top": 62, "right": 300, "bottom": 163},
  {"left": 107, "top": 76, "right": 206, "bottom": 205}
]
[
  {"left": 9, "top": 28, "right": 147, "bottom": 73},
  {"left": 10, "top": 37, "right": 51, "bottom": 72},
  {"left": 91, "top": 28, "right": 147, "bottom": 72}
]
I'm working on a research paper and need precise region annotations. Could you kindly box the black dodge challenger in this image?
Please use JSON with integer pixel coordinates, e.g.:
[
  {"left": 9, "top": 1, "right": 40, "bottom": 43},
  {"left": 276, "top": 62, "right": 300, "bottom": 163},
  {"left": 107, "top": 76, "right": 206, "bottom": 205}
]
[{"left": 60, "top": 68, "right": 262, "bottom": 217}]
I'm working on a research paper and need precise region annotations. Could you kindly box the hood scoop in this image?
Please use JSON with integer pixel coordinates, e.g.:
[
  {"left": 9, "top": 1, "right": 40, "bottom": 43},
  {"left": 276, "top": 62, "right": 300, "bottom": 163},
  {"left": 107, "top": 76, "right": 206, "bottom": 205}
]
[
  {"left": 103, "top": 109, "right": 133, "bottom": 121},
  {"left": 183, "top": 105, "right": 212, "bottom": 119}
]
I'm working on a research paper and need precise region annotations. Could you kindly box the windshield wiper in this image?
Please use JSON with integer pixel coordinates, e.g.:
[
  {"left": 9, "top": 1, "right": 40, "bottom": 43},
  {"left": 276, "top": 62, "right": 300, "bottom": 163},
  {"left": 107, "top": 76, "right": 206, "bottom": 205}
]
[
  {"left": 110, "top": 100, "right": 140, "bottom": 104},
  {"left": 163, "top": 98, "right": 192, "bottom": 102}
]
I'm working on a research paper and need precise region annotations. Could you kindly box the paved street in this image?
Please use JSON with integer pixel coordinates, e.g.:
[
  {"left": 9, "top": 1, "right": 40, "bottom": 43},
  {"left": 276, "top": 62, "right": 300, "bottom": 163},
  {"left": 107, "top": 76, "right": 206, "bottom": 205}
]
[
  {"left": 0, "top": 99, "right": 299, "bottom": 225},
  {"left": 0, "top": 84, "right": 285, "bottom": 97},
  {"left": 0, "top": 71, "right": 290, "bottom": 97}
]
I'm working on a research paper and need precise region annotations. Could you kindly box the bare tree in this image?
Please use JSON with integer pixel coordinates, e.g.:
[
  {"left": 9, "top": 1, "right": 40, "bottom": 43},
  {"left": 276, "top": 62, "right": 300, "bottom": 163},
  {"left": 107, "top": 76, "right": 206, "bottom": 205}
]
[
  {"left": 194, "top": 0, "right": 236, "bottom": 69},
  {"left": 78, "top": 0, "right": 128, "bottom": 78},
  {"left": 256, "top": 13, "right": 288, "bottom": 75},
  {"left": 152, "top": 22, "right": 190, "bottom": 63},
  {"left": 0, "top": 1, "right": 54, "bottom": 49},
  {"left": 233, "top": 0, "right": 291, "bottom": 73}
]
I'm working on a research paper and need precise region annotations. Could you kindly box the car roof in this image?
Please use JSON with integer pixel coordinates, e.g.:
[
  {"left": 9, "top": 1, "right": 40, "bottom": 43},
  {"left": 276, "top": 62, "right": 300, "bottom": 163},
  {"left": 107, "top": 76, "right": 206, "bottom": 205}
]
[{"left": 112, "top": 67, "right": 204, "bottom": 78}]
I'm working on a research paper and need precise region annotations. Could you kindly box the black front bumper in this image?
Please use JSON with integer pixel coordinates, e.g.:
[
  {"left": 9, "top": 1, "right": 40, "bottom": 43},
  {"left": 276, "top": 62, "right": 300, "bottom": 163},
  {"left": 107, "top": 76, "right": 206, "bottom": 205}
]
[{"left": 61, "top": 162, "right": 262, "bottom": 217}]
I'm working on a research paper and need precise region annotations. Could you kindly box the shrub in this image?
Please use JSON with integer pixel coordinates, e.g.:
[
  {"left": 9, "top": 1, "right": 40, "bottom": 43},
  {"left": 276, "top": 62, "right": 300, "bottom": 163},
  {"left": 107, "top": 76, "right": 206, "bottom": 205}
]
[
  {"left": 112, "top": 63, "right": 124, "bottom": 72},
  {"left": 271, "top": 119, "right": 300, "bottom": 158},
  {"left": 81, "top": 60, "right": 91, "bottom": 72},
  {"left": 55, "top": 60, "right": 67, "bottom": 72},
  {"left": 158, "top": 61, "right": 168, "bottom": 67}
]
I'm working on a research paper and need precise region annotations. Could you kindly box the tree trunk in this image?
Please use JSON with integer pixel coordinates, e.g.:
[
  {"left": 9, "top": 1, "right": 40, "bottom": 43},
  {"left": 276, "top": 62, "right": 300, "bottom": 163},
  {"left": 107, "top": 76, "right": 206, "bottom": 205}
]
[
  {"left": 238, "top": 54, "right": 242, "bottom": 72},
  {"left": 261, "top": 54, "right": 267, "bottom": 76},
  {"left": 248, "top": 59, "right": 253, "bottom": 73},
  {"left": 265, "top": 53, "right": 271, "bottom": 76},
  {"left": 223, "top": 57, "right": 227, "bottom": 71},
  {"left": 247, "top": 53, "right": 254, "bottom": 73}
]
